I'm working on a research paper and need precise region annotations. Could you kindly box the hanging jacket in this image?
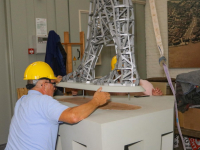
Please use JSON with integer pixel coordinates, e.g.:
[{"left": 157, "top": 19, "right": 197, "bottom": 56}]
[{"left": 45, "top": 30, "right": 67, "bottom": 76}]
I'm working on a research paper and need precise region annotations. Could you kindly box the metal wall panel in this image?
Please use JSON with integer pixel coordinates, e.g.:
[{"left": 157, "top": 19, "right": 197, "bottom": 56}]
[
  {"left": 10, "top": 0, "right": 30, "bottom": 88},
  {"left": 135, "top": 4, "right": 146, "bottom": 79},
  {"left": 33, "top": 0, "right": 48, "bottom": 61},
  {"left": 55, "top": 0, "right": 69, "bottom": 42},
  {"left": 0, "top": 0, "right": 12, "bottom": 144},
  {"left": 9, "top": 0, "right": 69, "bottom": 89}
]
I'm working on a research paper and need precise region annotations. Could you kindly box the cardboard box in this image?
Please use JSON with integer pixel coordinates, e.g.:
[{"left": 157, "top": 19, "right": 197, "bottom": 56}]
[
  {"left": 150, "top": 82, "right": 175, "bottom": 95},
  {"left": 177, "top": 108, "right": 200, "bottom": 131}
]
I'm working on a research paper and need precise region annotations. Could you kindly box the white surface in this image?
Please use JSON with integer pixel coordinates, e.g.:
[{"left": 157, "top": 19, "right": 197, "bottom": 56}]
[
  {"left": 56, "top": 136, "right": 62, "bottom": 150},
  {"left": 55, "top": 95, "right": 174, "bottom": 150},
  {"left": 36, "top": 18, "right": 47, "bottom": 36},
  {"left": 56, "top": 82, "right": 145, "bottom": 93},
  {"left": 161, "top": 132, "right": 173, "bottom": 150},
  {"left": 128, "top": 141, "right": 144, "bottom": 150},
  {"left": 73, "top": 141, "right": 87, "bottom": 150},
  {"left": 32, "top": 35, "right": 48, "bottom": 54}
]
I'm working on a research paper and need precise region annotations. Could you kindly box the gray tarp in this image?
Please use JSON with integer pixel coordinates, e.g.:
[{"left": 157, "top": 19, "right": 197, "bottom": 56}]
[{"left": 176, "top": 70, "right": 200, "bottom": 95}]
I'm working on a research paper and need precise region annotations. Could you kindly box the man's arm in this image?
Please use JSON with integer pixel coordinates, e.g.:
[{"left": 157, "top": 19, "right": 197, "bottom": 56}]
[{"left": 59, "top": 87, "right": 110, "bottom": 124}]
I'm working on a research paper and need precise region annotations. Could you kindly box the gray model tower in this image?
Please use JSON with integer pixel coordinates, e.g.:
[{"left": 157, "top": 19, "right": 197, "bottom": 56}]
[{"left": 63, "top": 0, "right": 140, "bottom": 86}]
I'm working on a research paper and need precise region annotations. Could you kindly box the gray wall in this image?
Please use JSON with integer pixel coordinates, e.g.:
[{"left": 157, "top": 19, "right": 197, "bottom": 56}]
[
  {"left": 0, "top": 0, "right": 146, "bottom": 144},
  {"left": 10, "top": 0, "right": 69, "bottom": 89},
  {"left": 68, "top": 0, "right": 90, "bottom": 69},
  {"left": 1, "top": 0, "right": 70, "bottom": 144},
  {"left": 0, "top": 0, "right": 12, "bottom": 144},
  {"left": 135, "top": 3, "right": 146, "bottom": 79}
]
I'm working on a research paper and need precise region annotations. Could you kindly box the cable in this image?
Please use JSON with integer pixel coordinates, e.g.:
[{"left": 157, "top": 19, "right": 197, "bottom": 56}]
[
  {"left": 149, "top": 0, "right": 186, "bottom": 149},
  {"left": 163, "top": 63, "right": 186, "bottom": 150}
]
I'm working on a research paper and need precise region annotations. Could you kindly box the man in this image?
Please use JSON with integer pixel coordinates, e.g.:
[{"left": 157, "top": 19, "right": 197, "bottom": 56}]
[
  {"left": 110, "top": 56, "right": 163, "bottom": 96},
  {"left": 66, "top": 56, "right": 163, "bottom": 96},
  {"left": 5, "top": 61, "right": 110, "bottom": 150}
]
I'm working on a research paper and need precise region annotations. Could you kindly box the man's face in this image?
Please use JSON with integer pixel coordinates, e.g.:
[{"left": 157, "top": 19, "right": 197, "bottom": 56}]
[{"left": 44, "top": 79, "right": 56, "bottom": 97}]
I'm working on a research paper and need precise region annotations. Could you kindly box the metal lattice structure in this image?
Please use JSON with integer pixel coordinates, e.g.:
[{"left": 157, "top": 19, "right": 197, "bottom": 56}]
[{"left": 63, "top": 0, "right": 140, "bottom": 86}]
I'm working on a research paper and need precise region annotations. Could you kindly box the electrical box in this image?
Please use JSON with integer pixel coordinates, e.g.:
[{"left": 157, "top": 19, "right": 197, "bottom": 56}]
[{"left": 32, "top": 35, "right": 48, "bottom": 54}]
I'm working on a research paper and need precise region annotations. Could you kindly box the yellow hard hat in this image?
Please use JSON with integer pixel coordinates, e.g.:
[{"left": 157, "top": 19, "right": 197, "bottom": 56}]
[
  {"left": 111, "top": 56, "right": 117, "bottom": 70},
  {"left": 24, "top": 61, "right": 57, "bottom": 80}
]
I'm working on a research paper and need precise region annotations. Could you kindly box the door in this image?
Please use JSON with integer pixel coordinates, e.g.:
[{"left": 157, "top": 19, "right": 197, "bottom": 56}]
[{"left": 68, "top": 0, "right": 90, "bottom": 72}]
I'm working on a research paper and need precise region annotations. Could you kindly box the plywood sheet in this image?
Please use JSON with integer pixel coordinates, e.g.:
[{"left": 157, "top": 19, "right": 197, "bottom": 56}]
[{"left": 56, "top": 82, "right": 145, "bottom": 93}]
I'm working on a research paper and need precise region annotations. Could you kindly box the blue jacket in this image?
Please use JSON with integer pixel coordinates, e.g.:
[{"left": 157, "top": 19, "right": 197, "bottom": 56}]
[{"left": 45, "top": 30, "right": 66, "bottom": 76}]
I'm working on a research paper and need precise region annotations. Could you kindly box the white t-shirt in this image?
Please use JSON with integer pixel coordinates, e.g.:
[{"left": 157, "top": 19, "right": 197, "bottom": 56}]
[{"left": 139, "top": 79, "right": 154, "bottom": 95}]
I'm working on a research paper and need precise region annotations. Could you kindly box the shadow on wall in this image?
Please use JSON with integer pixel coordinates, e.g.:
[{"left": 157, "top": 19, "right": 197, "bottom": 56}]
[{"left": 0, "top": 144, "right": 6, "bottom": 150}]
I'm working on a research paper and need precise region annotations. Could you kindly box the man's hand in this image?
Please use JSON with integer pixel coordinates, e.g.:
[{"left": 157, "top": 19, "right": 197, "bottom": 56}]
[
  {"left": 55, "top": 75, "right": 62, "bottom": 83},
  {"left": 92, "top": 87, "right": 110, "bottom": 106},
  {"left": 71, "top": 90, "right": 78, "bottom": 96},
  {"left": 152, "top": 87, "right": 163, "bottom": 96},
  {"left": 59, "top": 87, "right": 110, "bottom": 124}
]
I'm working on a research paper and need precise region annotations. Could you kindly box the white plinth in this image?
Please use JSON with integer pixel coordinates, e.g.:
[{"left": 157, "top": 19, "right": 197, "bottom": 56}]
[{"left": 55, "top": 96, "right": 174, "bottom": 150}]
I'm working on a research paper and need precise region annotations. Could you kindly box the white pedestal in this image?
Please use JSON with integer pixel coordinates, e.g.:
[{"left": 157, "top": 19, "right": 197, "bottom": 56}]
[{"left": 56, "top": 95, "right": 174, "bottom": 150}]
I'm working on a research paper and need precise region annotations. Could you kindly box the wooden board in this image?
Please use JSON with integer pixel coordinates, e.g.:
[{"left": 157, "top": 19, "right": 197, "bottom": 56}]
[
  {"left": 17, "top": 88, "right": 28, "bottom": 99},
  {"left": 169, "top": 43, "right": 200, "bottom": 68},
  {"left": 56, "top": 82, "right": 145, "bottom": 93},
  {"left": 64, "top": 32, "right": 72, "bottom": 74}
]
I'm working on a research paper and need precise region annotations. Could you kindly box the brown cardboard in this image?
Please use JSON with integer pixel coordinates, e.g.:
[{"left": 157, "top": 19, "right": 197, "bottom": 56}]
[
  {"left": 150, "top": 82, "right": 175, "bottom": 95},
  {"left": 178, "top": 108, "right": 200, "bottom": 131}
]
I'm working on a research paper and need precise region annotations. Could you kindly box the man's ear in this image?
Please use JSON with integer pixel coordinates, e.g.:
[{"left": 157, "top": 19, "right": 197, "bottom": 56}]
[{"left": 39, "top": 81, "right": 46, "bottom": 90}]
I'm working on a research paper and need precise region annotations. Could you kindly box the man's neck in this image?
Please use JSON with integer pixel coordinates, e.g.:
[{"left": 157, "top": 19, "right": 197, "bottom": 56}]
[{"left": 32, "top": 87, "right": 45, "bottom": 95}]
